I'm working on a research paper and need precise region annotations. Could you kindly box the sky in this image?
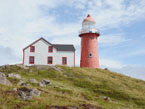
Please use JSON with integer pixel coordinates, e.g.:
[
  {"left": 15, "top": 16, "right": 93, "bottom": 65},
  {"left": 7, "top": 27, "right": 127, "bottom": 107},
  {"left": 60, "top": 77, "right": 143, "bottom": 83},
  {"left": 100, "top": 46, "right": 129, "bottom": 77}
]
[{"left": 0, "top": 0, "right": 145, "bottom": 80}]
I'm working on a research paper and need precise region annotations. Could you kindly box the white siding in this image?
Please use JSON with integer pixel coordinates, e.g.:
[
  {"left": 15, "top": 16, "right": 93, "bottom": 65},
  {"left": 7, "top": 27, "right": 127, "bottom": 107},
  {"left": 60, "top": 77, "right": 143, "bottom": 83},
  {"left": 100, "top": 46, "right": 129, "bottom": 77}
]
[{"left": 24, "top": 39, "right": 75, "bottom": 66}]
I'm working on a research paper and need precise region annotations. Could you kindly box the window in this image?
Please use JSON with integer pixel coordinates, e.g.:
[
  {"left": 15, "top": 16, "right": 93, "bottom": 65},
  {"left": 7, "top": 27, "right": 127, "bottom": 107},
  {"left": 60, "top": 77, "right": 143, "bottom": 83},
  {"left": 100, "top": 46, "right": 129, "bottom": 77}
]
[
  {"left": 30, "top": 46, "right": 35, "bottom": 52},
  {"left": 89, "top": 53, "right": 92, "bottom": 57},
  {"left": 29, "top": 56, "right": 34, "bottom": 64},
  {"left": 48, "top": 56, "right": 53, "bottom": 64},
  {"left": 48, "top": 46, "right": 53, "bottom": 53},
  {"left": 62, "top": 57, "right": 67, "bottom": 65}
]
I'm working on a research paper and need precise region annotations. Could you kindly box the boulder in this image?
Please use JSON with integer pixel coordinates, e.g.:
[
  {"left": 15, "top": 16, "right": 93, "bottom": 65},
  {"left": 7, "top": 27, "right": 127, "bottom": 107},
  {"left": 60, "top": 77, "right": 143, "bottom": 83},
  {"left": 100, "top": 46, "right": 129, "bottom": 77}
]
[
  {"left": 8, "top": 73, "right": 21, "bottom": 79},
  {"left": 39, "top": 82, "right": 46, "bottom": 87},
  {"left": 39, "top": 79, "right": 51, "bottom": 87},
  {"left": 19, "top": 91, "right": 32, "bottom": 100},
  {"left": 17, "top": 80, "right": 25, "bottom": 86},
  {"left": 29, "top": 78, "right": 38, "bottom": 83},
  {"left": 0, "top": 72, "right": 12, "bottom": 86},
  {"left": 17, "top": 80, "right": 31, "bottom": 87},
  {"left": 18, "top": 87, "right": 40, "bottom": 100},
  {"left": 12, "top": 88, "right": 17, "bottom": 91},
  {"left": 30, "top": 88, "right": 41, "bottom": 96}
]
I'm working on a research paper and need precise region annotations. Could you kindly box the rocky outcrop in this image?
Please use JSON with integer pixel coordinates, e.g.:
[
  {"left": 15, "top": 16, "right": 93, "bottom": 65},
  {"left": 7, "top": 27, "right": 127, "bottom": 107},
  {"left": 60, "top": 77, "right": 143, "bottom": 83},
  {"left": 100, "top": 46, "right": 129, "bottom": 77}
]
[
  {"left": 17, "top": 80, "right": 31, "bottom": 87},
  {"left": 12, "top": 88, "right": 17, "bottom": 91},
  {"left": 39, "top": 79, "right": 51, "bottom": 87},
  {"left": 0, "top": 72, "right": 12, "bottom": 86},
  {"left": 30, "top": 88, "right": 41, "bottom": 96},
  {"left": 29, "top": 78, "right": 38, "bottom": 83},
  {"left": 18, "top": 87, "right": 41, "bottom": 100},
  {"left": 7, "top": 73, "right": 21, "bottom": 79}
]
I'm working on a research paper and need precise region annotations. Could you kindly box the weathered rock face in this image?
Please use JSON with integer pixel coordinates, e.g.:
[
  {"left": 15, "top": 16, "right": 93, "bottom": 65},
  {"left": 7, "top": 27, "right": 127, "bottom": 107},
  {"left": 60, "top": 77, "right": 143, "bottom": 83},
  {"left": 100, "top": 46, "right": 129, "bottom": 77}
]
[
  {"left": 0, "top": 72, "right": 12, "bottom": 86},
  {"left": 12, "top": 88, "right": 17, "bottom": 91},
  {"left": 19, "top": 91, "right": 32, "bottom": 100},
  {"left": 8, "top": 73, "right": 21, "bottom": 79},
  {"left": 17, "top": 80, "right": 31, "bottom": 87},
  {"left": 29, "top": 78, "right": 38, "bottom": 83},
  {"left": 17, "top": 80, "right": 26, "bottom": 86},
  {"left": 18, "top": 87, "right": 41, "bottom": 100},
  {"left": 39, "top": 79, "right": 51, "bottom": 87},
  {"left": 30, "top": 88, "right": 41, "bottom": 96}
]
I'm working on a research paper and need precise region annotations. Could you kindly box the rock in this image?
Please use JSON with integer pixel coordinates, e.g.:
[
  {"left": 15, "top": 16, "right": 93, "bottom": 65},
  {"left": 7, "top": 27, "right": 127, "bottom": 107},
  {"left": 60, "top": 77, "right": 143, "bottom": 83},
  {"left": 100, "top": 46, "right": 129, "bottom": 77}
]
[
  {"left": 104, "top": 68, "right": 108, "bottom": 70},
  {"left": 18, "top": 87, "right": 41, "bottom": 100},
  {"left": 29, "top": 78, "right": 38, "bottom": 83},
  {"left": 39, "top": 79, "right": 51, "bottom": 87},
  {"left": 17, "top": 80, "right": 25, "bottom": 86},
  {"left": 12, "top": 88, "right": 17, "bottom": 91},
  {"left": 42, "top": 79, "right": 51, "bottom": 85},
  {"left": 30, "top": 88, "right": 41, "bottom": 96},
  {"left": 39, "top": 82, "right": 46, "bottom": 87},
  {"left": 17, "top": 80, "right": 30, "bottom": 87},
  {"left": 0, "top": 72, "right": 12, "bottom": 86},
  {"left": 8, "top": 73, "right": 21, "bottom": 79},
  {"left": 19, "top": 91, "right": 32, "bottom": 100}
]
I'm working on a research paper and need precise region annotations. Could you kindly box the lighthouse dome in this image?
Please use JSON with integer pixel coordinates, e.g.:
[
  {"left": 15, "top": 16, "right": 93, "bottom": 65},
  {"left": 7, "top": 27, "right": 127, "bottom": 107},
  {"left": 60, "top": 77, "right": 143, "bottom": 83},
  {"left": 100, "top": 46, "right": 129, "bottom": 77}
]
[
  {"left": 83, "top": 14, "right": 95, "bottom": 23},
  {"left": 79, "top": 14, "right": 100, "bottom": 35}
]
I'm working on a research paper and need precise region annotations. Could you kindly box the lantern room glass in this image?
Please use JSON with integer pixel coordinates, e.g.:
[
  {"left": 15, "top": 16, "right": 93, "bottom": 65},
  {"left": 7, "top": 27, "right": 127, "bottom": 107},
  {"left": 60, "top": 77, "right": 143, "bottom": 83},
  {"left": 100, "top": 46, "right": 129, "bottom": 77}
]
[{"left": 82, "top": 21, "right": 96, "bottom": 31}]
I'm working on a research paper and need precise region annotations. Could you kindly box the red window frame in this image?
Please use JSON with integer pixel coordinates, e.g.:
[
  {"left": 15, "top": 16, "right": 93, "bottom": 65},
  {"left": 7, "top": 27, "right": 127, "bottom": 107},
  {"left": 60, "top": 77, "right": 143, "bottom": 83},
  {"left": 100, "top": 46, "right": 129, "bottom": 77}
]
[
  {"left": 47, "top": 56, "right": 53, "bottom": 64},
  {"left": 30, "top": 46, "right": 35, "bottom": 52},
  {"left": 62, "top": 57, "right": 67, "bottom": 65},
  {"left": 48, "top": 46, "right": 53, "bottom": 53},
  {"left": 29, "top": 56, "right": 35, "bottom": 64}
]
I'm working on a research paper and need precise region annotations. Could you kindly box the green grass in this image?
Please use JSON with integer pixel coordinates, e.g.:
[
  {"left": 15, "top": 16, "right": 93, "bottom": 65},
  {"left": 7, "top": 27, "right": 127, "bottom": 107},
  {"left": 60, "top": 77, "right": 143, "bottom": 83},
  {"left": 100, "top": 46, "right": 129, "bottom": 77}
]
[{"left": 0, "top": 65, "right": 145, "bottom": 109}]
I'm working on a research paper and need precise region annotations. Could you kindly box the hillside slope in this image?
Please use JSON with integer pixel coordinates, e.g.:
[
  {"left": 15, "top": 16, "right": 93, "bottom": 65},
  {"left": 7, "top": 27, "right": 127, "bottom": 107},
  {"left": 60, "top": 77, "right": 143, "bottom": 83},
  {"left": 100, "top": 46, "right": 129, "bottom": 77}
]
[{"left": 0, "top": 65, "right": 145, "bottom": 109}]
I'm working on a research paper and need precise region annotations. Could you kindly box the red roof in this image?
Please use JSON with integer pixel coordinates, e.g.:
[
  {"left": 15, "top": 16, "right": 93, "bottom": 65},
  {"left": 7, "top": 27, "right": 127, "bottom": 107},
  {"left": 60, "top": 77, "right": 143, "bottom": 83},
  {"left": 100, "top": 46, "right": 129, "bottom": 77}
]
[{"left": 83, "top": 14, "right": 95, "bottom": 23}]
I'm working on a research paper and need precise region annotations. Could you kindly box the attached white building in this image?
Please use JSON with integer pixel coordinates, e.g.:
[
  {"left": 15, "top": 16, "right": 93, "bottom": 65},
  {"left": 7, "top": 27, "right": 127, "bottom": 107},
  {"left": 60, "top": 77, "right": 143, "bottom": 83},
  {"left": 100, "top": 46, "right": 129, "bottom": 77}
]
[{"left": 23, "top": 37, "right": 75, "bottom": 66}]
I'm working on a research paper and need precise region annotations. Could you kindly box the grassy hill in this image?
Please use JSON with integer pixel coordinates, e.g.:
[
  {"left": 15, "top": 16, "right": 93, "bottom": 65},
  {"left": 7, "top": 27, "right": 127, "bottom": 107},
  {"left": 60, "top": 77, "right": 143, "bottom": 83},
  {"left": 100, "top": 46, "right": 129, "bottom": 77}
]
[{"left": 0, "top": 65, "right": 145, "bottom": 109}]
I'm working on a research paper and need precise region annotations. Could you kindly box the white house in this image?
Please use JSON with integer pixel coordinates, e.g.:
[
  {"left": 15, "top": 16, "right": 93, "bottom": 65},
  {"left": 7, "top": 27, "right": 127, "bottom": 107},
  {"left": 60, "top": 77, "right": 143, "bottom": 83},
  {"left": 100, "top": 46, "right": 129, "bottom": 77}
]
[{"left": 23, "top": 37, "right": 75, "bottom": 66}]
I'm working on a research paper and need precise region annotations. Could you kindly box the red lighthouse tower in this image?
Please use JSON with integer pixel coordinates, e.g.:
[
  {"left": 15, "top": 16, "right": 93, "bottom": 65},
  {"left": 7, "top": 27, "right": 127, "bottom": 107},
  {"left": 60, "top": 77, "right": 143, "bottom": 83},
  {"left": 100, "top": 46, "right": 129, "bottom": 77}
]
[{"left": 79, "top": 14, "right": 100, "bottom": 68}]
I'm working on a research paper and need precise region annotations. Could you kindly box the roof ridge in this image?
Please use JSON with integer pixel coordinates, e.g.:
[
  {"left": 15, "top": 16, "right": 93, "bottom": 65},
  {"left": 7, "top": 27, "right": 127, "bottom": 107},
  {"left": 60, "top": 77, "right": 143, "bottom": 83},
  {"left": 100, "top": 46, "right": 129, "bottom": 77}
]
[{"left": 23, "top": 37, "right": 75, "bottom": 51}]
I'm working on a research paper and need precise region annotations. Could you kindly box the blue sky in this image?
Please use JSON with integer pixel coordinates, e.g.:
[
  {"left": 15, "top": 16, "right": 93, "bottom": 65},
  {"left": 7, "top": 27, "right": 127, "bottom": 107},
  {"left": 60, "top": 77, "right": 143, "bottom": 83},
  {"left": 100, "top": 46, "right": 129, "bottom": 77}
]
[{"left": 0, "top": 0, "right": 145, "bottom": 80}]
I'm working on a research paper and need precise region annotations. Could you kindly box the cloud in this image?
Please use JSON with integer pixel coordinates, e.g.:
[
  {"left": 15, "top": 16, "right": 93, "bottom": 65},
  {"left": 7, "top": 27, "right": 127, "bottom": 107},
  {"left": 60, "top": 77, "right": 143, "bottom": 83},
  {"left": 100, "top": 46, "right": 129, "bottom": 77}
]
[
  {"left": 98, "top": 33, "right": 129, "bottom": 46},
  {"left": 0, "top": 46, "right": 20, "bottom": 65},
  {"left": 86, "top": 0, "right": 145, "bottom": 30},
  {"left": 100, "top": 58, "right": 125, "bottom": 69},
  {"left": 113, "top": 65, "right": 145, "bottom": 80},
  {"left": 121, "top": 49, "right": 145, "bottom": 57}
]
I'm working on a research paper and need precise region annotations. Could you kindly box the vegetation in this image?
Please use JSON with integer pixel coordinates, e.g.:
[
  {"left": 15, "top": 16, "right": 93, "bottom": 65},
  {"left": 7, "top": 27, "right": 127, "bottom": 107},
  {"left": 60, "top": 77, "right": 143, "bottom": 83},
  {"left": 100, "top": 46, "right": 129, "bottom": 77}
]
[{"left": 0, "top": 65, "right": 145, "bottom": 109}]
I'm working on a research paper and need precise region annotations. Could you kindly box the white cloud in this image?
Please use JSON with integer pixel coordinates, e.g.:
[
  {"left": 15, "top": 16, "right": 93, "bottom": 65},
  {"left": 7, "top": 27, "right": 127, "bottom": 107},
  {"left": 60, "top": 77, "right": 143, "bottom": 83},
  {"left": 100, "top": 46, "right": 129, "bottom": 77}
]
[
  {"left": 98, "top": 34, "right": 128, "bottom": 46},
  {"left": 120, "top": 49, "right": 145, "bottom": 58},
  {"left": 86, "top": 0, "right": 145, "bottom": 30},
  {"left": 100, "top": 59, "right": 126, "bottom": 69},
  {"left": 113, "top": 65, "right": 145, "bottom": 80}
]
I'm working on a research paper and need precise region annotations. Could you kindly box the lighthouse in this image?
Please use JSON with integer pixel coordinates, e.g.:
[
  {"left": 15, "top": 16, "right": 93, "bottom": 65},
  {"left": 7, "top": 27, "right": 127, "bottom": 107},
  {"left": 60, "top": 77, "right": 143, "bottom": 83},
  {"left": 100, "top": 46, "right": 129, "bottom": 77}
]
[{"left": 79, "top": 14, "right": 100, "bottom": 68}]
